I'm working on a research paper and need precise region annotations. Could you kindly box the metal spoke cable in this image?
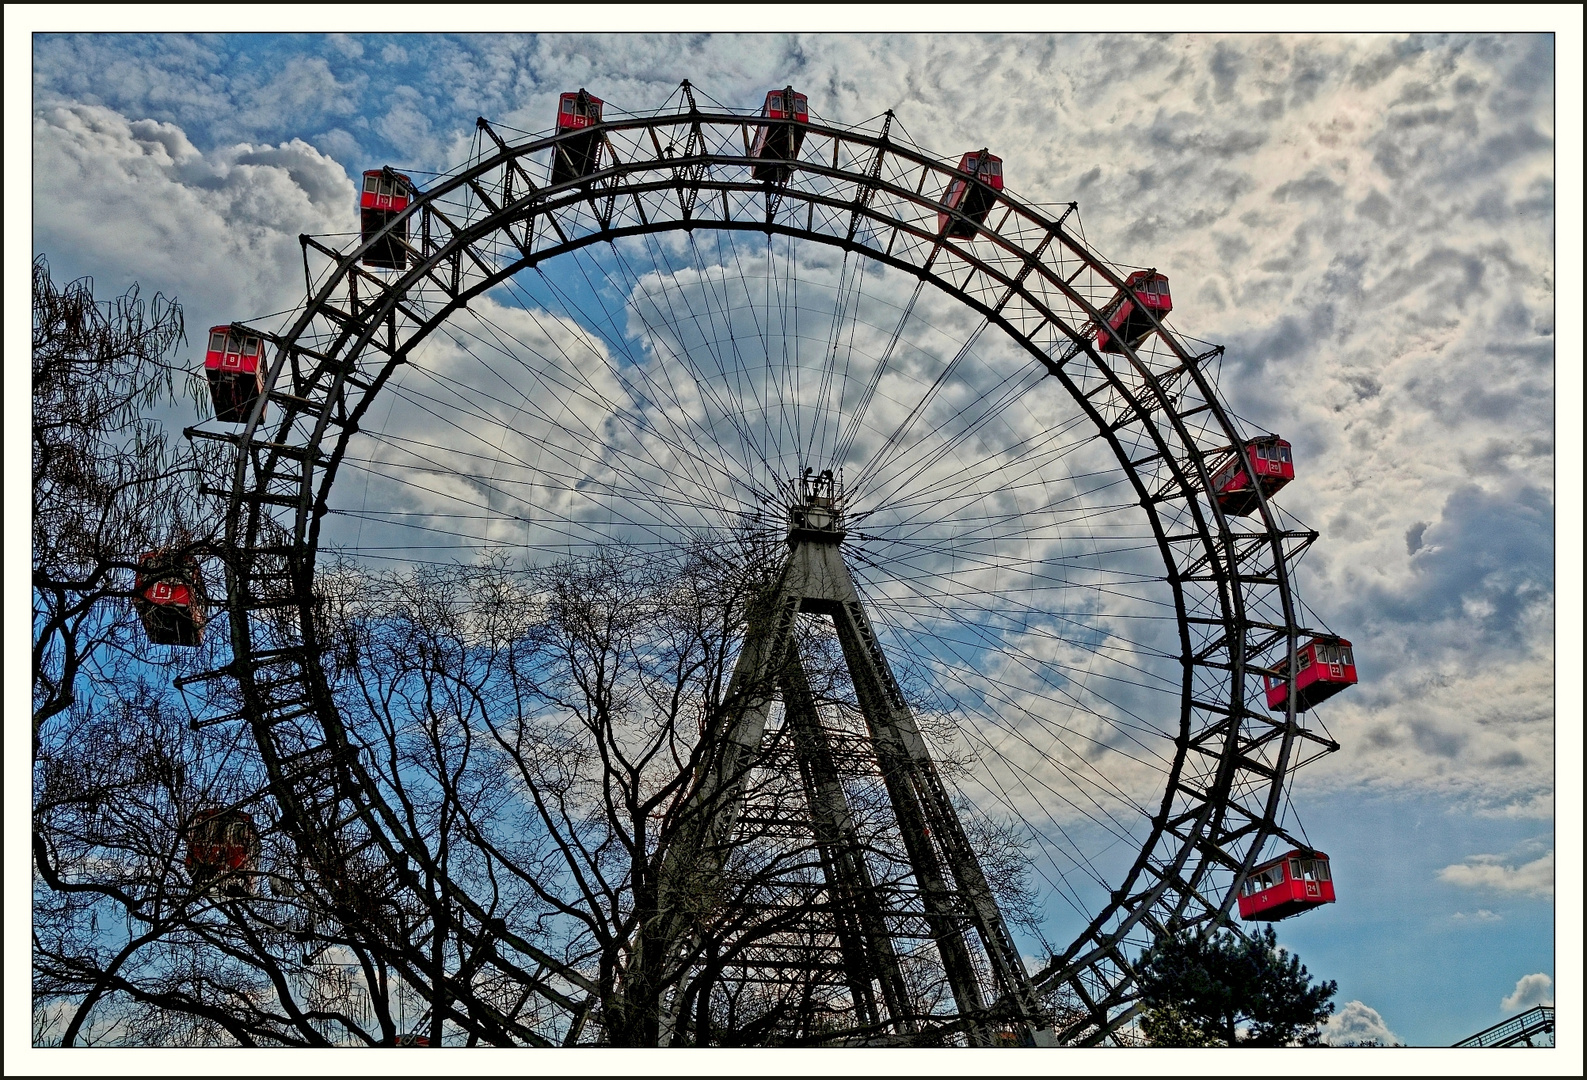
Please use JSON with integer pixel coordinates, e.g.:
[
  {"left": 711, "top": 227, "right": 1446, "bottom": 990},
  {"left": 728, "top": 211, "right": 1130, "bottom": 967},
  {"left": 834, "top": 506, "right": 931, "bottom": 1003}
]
[
  {"left": 849, "top": 315, "right": 993, "bottom": 504},
  {"left": 612, "top": 232, "right": 778, "bottom": 490},
  {"left": 831, "top": 276, "right": 927, "bottom": 469},
  {"left": 494, "top": 259, "right": 769, "bottom": 519},
  {"left": 383, "top": 343, "right": 743, "bottom": 531},
  {"left": 858, "top": 590, "right": 1154, "bottom": 856}
]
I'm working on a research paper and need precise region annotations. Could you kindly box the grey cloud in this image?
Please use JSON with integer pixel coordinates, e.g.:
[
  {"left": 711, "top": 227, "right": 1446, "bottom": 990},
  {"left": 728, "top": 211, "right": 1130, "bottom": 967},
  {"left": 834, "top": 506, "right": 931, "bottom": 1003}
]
[
  {"left": 1195, "top": 279, "right": 1227, "bottom": 312},
  {"left": 1349, "top": 39, "right": 1420, "bottom": 89},
  {"left": 1458, "top": 125, "right": 1553, "bottom": 183},
  {"left": 1410, "top": 720, "right": 1466, "bottom": 760},
  {"left": 1212, "top": 231, "right": 1251, "bottom": 262},
  {"left": 1374, "top": 245, "right": 1488, "bottom": 307},
  {"left": 1272, "top": 170, "right": 1344, "bottom": 203},
  {"left": 1456, "top": 436, "right": 1554, "bottom": 481},
  {"left": 1210, "top": 41, "right": 1241, "bottom": 101},
  {"left": 1382, "top": 484, "right": 1552, "bottom": 645},
  {"left": 1286, "top": 54, "right": 1330, "bottom": 108},
  {"left": 31, "top": 33, "right": 1557, "bottom": 816},
  {"left": 1391, "top": 80, "right": 1440, "bottom": 107},
  {"left": 233, "top": 141, "right": 356, "bottom": 210},
  {"left": 1354, "top": 189, "right": 1392, "bottom": 225},
  {"left": 1343, "top": 373, "right": 1381, "bottom": 402},
  {"left": 1141, "top": 110, "right": 1267, "bottom": 157},
  {"left": 126, "top": 116, "right": 200, "bottom": 165}
]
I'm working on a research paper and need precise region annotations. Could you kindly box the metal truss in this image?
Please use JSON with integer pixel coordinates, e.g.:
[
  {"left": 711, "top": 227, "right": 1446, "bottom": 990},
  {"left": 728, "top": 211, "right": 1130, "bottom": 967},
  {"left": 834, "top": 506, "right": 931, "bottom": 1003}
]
[{"left": 187, "top": 91, "right": 1336, "bottom": 1044}]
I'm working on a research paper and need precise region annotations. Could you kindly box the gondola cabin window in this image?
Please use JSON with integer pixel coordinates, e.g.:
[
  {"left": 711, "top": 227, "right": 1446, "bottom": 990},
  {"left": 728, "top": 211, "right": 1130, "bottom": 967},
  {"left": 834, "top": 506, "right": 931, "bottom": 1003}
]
[
  {"left": 551, "top": 89, "right": 605, "bottom": 186},
  {"left": 751, "top": 86, "right": 809, "bottom": 182},
  {"left": 937, "top": 151, "right": 1004, "bottom": 239},
  {"left": 203, "top": 325, "right": 266, "bottom": 424},
  {"left": 1265, "top": 635, "right": 1358, "bottom": 712},
  {"left": 1095, "top": 271, "right": 1173, "bottom": 353},
  {"left": 1237, "top": 849, "right": 1336, "bottom": 921},
  {"left": 360, "top": 169, "right": 415, "bottom": 270}
]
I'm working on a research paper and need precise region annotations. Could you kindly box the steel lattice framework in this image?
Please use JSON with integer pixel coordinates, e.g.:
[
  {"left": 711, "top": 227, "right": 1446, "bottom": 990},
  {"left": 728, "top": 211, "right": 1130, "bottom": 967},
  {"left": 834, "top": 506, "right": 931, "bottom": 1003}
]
[{"left": 185, "top": 90, "right": 1339, "bottom": 1045}]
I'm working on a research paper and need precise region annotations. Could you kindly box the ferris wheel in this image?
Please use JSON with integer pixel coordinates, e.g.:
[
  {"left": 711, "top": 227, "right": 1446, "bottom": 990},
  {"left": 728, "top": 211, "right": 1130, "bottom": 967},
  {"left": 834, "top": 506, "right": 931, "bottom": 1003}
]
[{"left": 163, "top": 81, "right": 1355, "bottom": 1046}]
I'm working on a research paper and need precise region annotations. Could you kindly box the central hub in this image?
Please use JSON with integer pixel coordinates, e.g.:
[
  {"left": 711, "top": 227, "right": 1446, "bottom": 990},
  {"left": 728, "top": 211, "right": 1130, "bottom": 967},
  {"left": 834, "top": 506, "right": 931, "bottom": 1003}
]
[{"left": 787, "top": 468, "right": 846, "bottom": 544}]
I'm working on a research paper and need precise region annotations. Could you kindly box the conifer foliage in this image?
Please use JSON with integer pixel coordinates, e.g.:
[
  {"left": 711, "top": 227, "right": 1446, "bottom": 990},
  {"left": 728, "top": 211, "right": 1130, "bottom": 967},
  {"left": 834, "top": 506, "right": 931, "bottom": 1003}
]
[{"left": 1133, "top": 925, "right": 1337, "bottom": 1046}]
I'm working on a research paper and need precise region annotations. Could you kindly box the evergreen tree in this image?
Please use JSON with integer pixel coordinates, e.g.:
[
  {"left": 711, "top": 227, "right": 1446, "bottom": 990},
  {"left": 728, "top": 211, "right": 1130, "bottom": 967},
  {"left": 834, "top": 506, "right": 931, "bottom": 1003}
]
[{"left": 1134, "top": 924, "right": 1336, "bottom": 1046}]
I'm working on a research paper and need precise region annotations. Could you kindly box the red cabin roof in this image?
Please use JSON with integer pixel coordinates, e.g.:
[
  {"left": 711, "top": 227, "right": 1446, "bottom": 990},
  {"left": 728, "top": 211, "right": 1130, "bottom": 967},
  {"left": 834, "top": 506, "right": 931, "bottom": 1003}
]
[
  {"left": 938, "top": 151, "right": 1004, "bottom": 238},
  {"left": 203, "top": 325, "right": 263, "bottom": 375},
  {"left": 1209, "top": 436, "right": 1293, "bottom": 516},
  {"left": 1265, "top": 635, "right": 1357, "bottom": 712},
  {"left": 203, "top": 325, "right": 266, "bottom": 424},
  {"left": 1096, "top": 271, "right": 1172, "bottom": 353},
  {"left": 135, "top": 550, "right": 206, "bottom": 647},
  {"left": 1237, "top": 849, "right": 1335, "bottom": 922}
]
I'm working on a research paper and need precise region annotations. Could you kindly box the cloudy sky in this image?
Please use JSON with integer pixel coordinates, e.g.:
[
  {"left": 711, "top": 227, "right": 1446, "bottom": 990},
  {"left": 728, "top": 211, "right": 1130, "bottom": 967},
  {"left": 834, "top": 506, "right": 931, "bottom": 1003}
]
[{"left": 11, "top": 15, "right": 1578, "bottom": 1055}]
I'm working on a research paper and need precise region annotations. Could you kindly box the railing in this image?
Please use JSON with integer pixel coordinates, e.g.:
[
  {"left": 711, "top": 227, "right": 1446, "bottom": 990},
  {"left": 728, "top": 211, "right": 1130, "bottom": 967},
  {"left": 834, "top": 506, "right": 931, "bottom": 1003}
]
[{"left": 1452, "top": 1005, "right": 1555, "bottom": 1047}]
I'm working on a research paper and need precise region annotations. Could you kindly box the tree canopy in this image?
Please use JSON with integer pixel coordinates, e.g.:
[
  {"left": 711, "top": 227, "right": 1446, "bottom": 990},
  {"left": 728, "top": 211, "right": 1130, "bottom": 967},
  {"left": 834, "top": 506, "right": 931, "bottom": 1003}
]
[{"left": 1133, "top": 924, "right": 1336, "bottom": 1047}]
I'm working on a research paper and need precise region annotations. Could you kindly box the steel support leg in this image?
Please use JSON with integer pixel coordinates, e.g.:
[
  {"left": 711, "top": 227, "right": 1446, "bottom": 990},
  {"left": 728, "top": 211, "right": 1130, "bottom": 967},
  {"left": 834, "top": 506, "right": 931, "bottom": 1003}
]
[{"left": 782, "top": 647, "right": 916, "bottom": 1035}]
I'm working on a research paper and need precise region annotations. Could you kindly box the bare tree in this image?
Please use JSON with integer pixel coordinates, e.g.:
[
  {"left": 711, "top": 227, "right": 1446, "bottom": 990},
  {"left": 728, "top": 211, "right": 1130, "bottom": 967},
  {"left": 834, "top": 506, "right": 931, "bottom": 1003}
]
[
  {"left": 312, "top": 542, "right": 855, "bottom": 1046},
  {"left": 32, "top": 256, "right": 1047, "bottom": 1046},
  {"left": 31, "top": 257, "right": 376, "bottom": 1048}
]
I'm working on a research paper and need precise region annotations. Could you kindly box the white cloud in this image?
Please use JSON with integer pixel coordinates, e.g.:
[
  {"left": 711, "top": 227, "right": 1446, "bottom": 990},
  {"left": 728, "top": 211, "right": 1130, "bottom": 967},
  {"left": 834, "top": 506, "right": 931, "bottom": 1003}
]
[
  {"left": 1438, "top": 849, "right": 1554, "bottom": 898},
  {"left": 1450, "top": 909, "right": 1502, "bottom": 923},
  {"left": 1319, "top": 1000, "right": 1402, "bottom": 1047},
  {"left": 466, "top": 34, "right": 1556, "bottom": 816},
  {"left": 27, "top": 32, "right": 1558, "bottom": 819},
  {"left": 1476, "top": 792, "right": 1555, "bottom": 820},
  {"left": 1501, "top": 972, "right": 1553, "bottom": 1012},
  {"left": 32, "top": 101, "right": 357, "bottom": 341}
]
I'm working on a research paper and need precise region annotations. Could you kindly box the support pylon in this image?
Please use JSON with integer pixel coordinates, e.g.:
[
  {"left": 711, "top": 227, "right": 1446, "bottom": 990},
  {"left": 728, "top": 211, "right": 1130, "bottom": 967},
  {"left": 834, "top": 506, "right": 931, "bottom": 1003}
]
[{"left": 647, "top": 471, "right": 1052, "bottom": 1046}]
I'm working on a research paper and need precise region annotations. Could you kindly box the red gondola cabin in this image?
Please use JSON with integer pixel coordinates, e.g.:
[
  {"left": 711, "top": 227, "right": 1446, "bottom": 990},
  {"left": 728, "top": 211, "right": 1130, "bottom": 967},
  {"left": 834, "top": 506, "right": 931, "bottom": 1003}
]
[
  {"left": 751, "top": 86, "right": 809, "bottom": 183},
  {"left": 135, "top": 550, "right": 206, "bottom": 647},
  {"left": 1265, "top": 635, "right": 1357, "bottom": 713},
  {"left": 203, "top": 325, "right": 266, "bottom": 424},
  {"left": 395, "top": 1034, "right": 431, "bottom": 1047},
  {"left": 938, "top": 151, "right": 1003, "bottom": 239},
  {"left": 360, "top": 169, "right": 414, "bottom": 270},
  {"left": 1237, "top": 849, "right": 1335, "bottom": 921},
  {"left": 551, "top": 89, "right": 604, "bottom": 187},
  {"left": 1209, "top": 435, "right": 1294, "bottom": 516},
  {"left": 186, "top": 808, "right": 260, "bottom": 895},
  {"left": 1096, "top": 271, "right": 1173, "bottom": 354}
]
